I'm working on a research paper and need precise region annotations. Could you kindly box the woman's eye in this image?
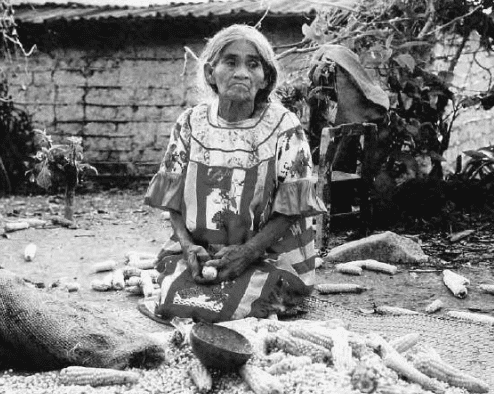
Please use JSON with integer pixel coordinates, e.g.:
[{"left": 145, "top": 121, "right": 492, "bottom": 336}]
[
  {"left": 248, "top": 61, "right": 260, "bottom": 69},
  {"left": 225, "top": 60, "right": 236, "bottom": 67}
]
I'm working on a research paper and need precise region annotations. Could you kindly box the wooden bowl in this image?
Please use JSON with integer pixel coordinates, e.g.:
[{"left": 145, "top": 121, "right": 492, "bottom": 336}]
[{"left": 189, "top": 322, "right": 253, "bottom": 371}]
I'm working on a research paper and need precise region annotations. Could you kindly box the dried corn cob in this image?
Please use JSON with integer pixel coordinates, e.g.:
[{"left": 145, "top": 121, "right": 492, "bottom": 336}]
[
  {"left": 425, "top": 299, "right": 444, "bottom": 314},
  {"left": 265, "top": 355, "right": 312, "bottom": 375},
  {"left": 478, "top": 284, "right": 494, "bottom": 294},
  {"left": 383, "top": 348, "right": 445, "bottom": 393},
  {"left": 111, "top": 269, "right": 125, "bottom": 290},
  {"left": 389, "top": 333, "right": 420, "bottom": 354},
  {"left": 24, "top": 243, "right": 37, "bottom": 262},
  {"left": 315, "top": 283, "right": 366, "bottom": 294},
  {"left": 239, "top": 363, "right": 284, "bottom": 394},
  {"left": 90, "top": 260, "right": 118, "bottom": 273},
  {"left": 142, "top": 268, "right": 160, "bottom": 283},
  {"left": 125, "top": 250, "right": 156, "bottom": 262},
  {"left": 286, "top": 325, "right": 334, "bottom": 350},
  {"left": 4, "top": 221, "right": 29, "bottom": 232},
  {"left": 413, "top": 353, "right": 489, "bottom": 393},
  {"left": 366, "top": 333, "right": 445, "bottom": 393},
  {"left": 335, "top": 262, "right": 363, "bottom": 275},
  {"left": 125, "top": 276, "right": 142, "bottom": 287},
  {"left": 125, "top": 285, "right": 142, "bottom": 295},
  {"left": 329, "top": 327, "right": 355, "bottom": 372},
  {"left": 266, "top": 330, "right": 332, "bottom": 364},
  {"left": 188, "top": 360, "right": 213, "bottom": 393},
  {"left": 122, "top": 266, "right": 142, "bottom": 278},
  {"left": 359, "top": 259, "right": 398, "bottom": 275},
  {"left": 140, "top": 271, "right": 155, "bottom": 298},
  {"left": 443, "top": 269, "right": 469, "bottom": 298},
  {"left": 375, "top": 305, "right": 418, "bottom": 315},
  {"left": 90, "top": 272, "right": 113, "bottom": 292},
  {"left": 446, "top": 310, "right": 494, "bottom": 325},
  {"left": 59, "top": 366, "right": 139, "bottom": 387}
]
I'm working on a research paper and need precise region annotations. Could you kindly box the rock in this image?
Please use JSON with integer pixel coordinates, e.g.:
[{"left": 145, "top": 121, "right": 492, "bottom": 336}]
[{"left": 325, "top": 231, "right": 429, "bottom": 264}]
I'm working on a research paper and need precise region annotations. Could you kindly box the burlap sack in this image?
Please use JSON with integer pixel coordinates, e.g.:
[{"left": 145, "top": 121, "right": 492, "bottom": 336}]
[{"left": 0, "top": 269, "right": 166, "bottom": 371}]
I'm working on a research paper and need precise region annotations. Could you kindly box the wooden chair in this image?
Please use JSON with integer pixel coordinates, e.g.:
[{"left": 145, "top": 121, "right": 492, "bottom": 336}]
[{"left": 315, "top": 123, "right": 379, "bottom": 249}]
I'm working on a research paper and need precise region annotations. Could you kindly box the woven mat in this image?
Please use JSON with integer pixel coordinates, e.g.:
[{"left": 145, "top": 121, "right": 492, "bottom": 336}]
[{"left": 300, "top": 297, "right": 494, "bottom": 390}]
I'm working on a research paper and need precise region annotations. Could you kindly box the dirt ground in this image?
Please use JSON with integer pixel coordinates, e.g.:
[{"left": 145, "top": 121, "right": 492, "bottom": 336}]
[{"left": 1, "top": 188, "right": 494, "bottom": 321}]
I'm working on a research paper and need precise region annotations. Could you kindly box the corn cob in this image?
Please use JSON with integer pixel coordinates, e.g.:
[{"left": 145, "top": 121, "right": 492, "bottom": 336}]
[
  {"left": 188, "top": 360, "right": 213, "bottom": 393},
  {"left": 142, "top": 268, "right": 160, "bottom": 283},
  {"left": 446, "top": 310, "right": 494, "bottom": 325},
  {"left": 90, "top": 260, "right": 118, "bottom": 273},
  {"left": 375, "top": 305, "right": 418, "bottom": 315},
  {"left": 125, "top": 285, "right": 142, "bottom": 295},
  {"left": 125, "top": 276, "right": 142, "bottom": 287},
  {"left": 383, "top": 348, "right": 445, "bottom": 393},
  {"left": 111, "top": 269, "right": 125, "bottom": 290},
  {"left": 329, "top": 327, "right": 355, "bottom": 372},
  {"left": 122, "top": 266, "right": 142, "bottom": 278},
  {"left": 443, "top": 269, "right": 469, "bottom": 298},
  {"left": 24, "top": 243, "right": 37, "bottom": 262},
  {"left": 201, "top": 266, "right": 218, "bottom": 280},
  {"left": 266, "top": 330, "right": 332, "bottom": 364},
  {"left": 23, "top": 218, "right": 48, "bottom": 228},
  {"left": 315, "top": 283, "right": 366, "bottom": 294},
  {"left": 4, "top": 221, "right": 29, "bottom": 232},
  {"left": 389, "top": 333, "right": 420, "bottom": 354},
  {"left": 265, "top": 355, "right": 312, "bottom": 375},
  {"left": 478, "top": 284, "right": 494, "bottom": 294},
  {"left": 127, "top": 258, "right": 156, "bottom": 270},
  {"left": 366, "top": 333, "right": 445, "bottom": 393},
  {"left": 425, "top": 299, "right": 444, "bottom": 314},
  {"left": 58, "top": 366, "right": 139, "bottom": 387},
  {"left": 413, "top": 353, "right": 489, "bottom": 393},
  {"left": 359, "top": 259, "right": 398, "bottom": 275},
  {"left": 125, "top": 250, "right": 157, "bottom": 261},
  {"left": 335, "top": 262, "right": 363, "bottom": 275},
  {"left": 286, "top": 325, "right": 334, "bottom": 350},
  {"left": 140, "top": 271, "right": 155, "bottom": 298},
  {"left": 90, "top": 272, "right": 113, "bottom": 291},
  {"left": 239, "top": 364, "right": 284, "bottom": 394}
]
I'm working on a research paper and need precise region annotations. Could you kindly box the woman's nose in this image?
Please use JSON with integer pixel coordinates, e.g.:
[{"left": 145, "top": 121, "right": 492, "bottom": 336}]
[{"left": 233, "top": 64, "right": 249, "bottom": 78}]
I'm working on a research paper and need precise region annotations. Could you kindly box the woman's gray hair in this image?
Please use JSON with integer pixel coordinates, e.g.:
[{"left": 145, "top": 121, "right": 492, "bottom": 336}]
[{"left": 198, "top": 24, "right": 279, "bottom": 105}]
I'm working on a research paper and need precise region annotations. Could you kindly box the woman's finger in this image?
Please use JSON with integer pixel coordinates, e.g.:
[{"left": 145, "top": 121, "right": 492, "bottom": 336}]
[{"left": 203, "top": 259, "right": 223, "bottom": 268}]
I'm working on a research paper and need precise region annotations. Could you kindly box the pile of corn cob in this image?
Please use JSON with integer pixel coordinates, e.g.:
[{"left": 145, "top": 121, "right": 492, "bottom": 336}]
[
  {"left": 89, "top": 252, "right": 161, "bottom": 297},
  {"left": 2, "top": 315, "right": 488, "bottom": 394}
]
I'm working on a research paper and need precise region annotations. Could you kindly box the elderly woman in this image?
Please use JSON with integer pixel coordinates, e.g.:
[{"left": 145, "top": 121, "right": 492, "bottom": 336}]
[{"left": 144, "top": 24, "right": 326, "bottom": 323}]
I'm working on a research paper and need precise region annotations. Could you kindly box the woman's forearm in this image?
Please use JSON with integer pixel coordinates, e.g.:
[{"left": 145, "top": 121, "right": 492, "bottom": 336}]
[
  {"left": 245, "top": 214, "right": 299, "bottom": 257},
  {"left": 169, "top": 210, "right": 194, "bottom": 251}
]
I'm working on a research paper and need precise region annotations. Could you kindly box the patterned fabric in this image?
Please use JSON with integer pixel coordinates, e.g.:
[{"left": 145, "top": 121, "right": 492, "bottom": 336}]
[{"left": 145, "top": 100, "right": 326, "bottom": 320}]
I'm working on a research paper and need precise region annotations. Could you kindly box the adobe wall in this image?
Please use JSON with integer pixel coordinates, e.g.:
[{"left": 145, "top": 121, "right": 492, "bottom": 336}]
[{"left": 6, "top": 24, "right": 302, "bottom": 176}]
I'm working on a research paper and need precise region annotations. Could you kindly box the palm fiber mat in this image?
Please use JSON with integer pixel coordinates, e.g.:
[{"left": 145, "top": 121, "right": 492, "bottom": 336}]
[{"left": 301, "top": 297, "right": 494, "bottom": 390}]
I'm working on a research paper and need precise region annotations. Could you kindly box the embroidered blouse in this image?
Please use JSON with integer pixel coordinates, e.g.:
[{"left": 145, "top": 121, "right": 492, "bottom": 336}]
[{"left": 145, "top": 100, "right": 326, "bottom": 286}]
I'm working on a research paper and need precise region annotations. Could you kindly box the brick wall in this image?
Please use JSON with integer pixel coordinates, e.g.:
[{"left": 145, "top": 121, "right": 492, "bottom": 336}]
[
  {"left": 432, "top": 33, "right": 494, "bottom": 168},
  {"left": 7, "top": 41, "right": 203, "bottom": 176},
  {"left": 5, "top": 24, "right": 302, "bottom": 177}
]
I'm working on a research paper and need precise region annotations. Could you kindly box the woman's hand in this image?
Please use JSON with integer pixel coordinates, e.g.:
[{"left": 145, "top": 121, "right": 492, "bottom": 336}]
[
  {"left": 203, "top": 243, "right": 262, "bottom": 283},
  {"left": 184, "top": 245, "right": 211, "bottom": 283}
]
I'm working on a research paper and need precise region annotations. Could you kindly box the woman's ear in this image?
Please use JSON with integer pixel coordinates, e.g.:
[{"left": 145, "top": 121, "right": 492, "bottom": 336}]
[{"left": 204, "top": 63, "right": 215, "bottom": 85}]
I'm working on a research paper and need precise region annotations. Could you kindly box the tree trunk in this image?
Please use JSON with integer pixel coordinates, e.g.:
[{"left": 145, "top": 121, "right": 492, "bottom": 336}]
[
  {"left": 64, "top": 185, "right": 75, "bottom": 221},
  {"left": 0, "top": 156, "right": 11, "bottom": 196}
]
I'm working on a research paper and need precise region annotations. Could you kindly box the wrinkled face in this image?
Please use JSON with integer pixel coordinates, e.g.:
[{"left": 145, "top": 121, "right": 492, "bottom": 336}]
[{"left": 206, "top": 40, "right": 267, "bottom": 104}]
